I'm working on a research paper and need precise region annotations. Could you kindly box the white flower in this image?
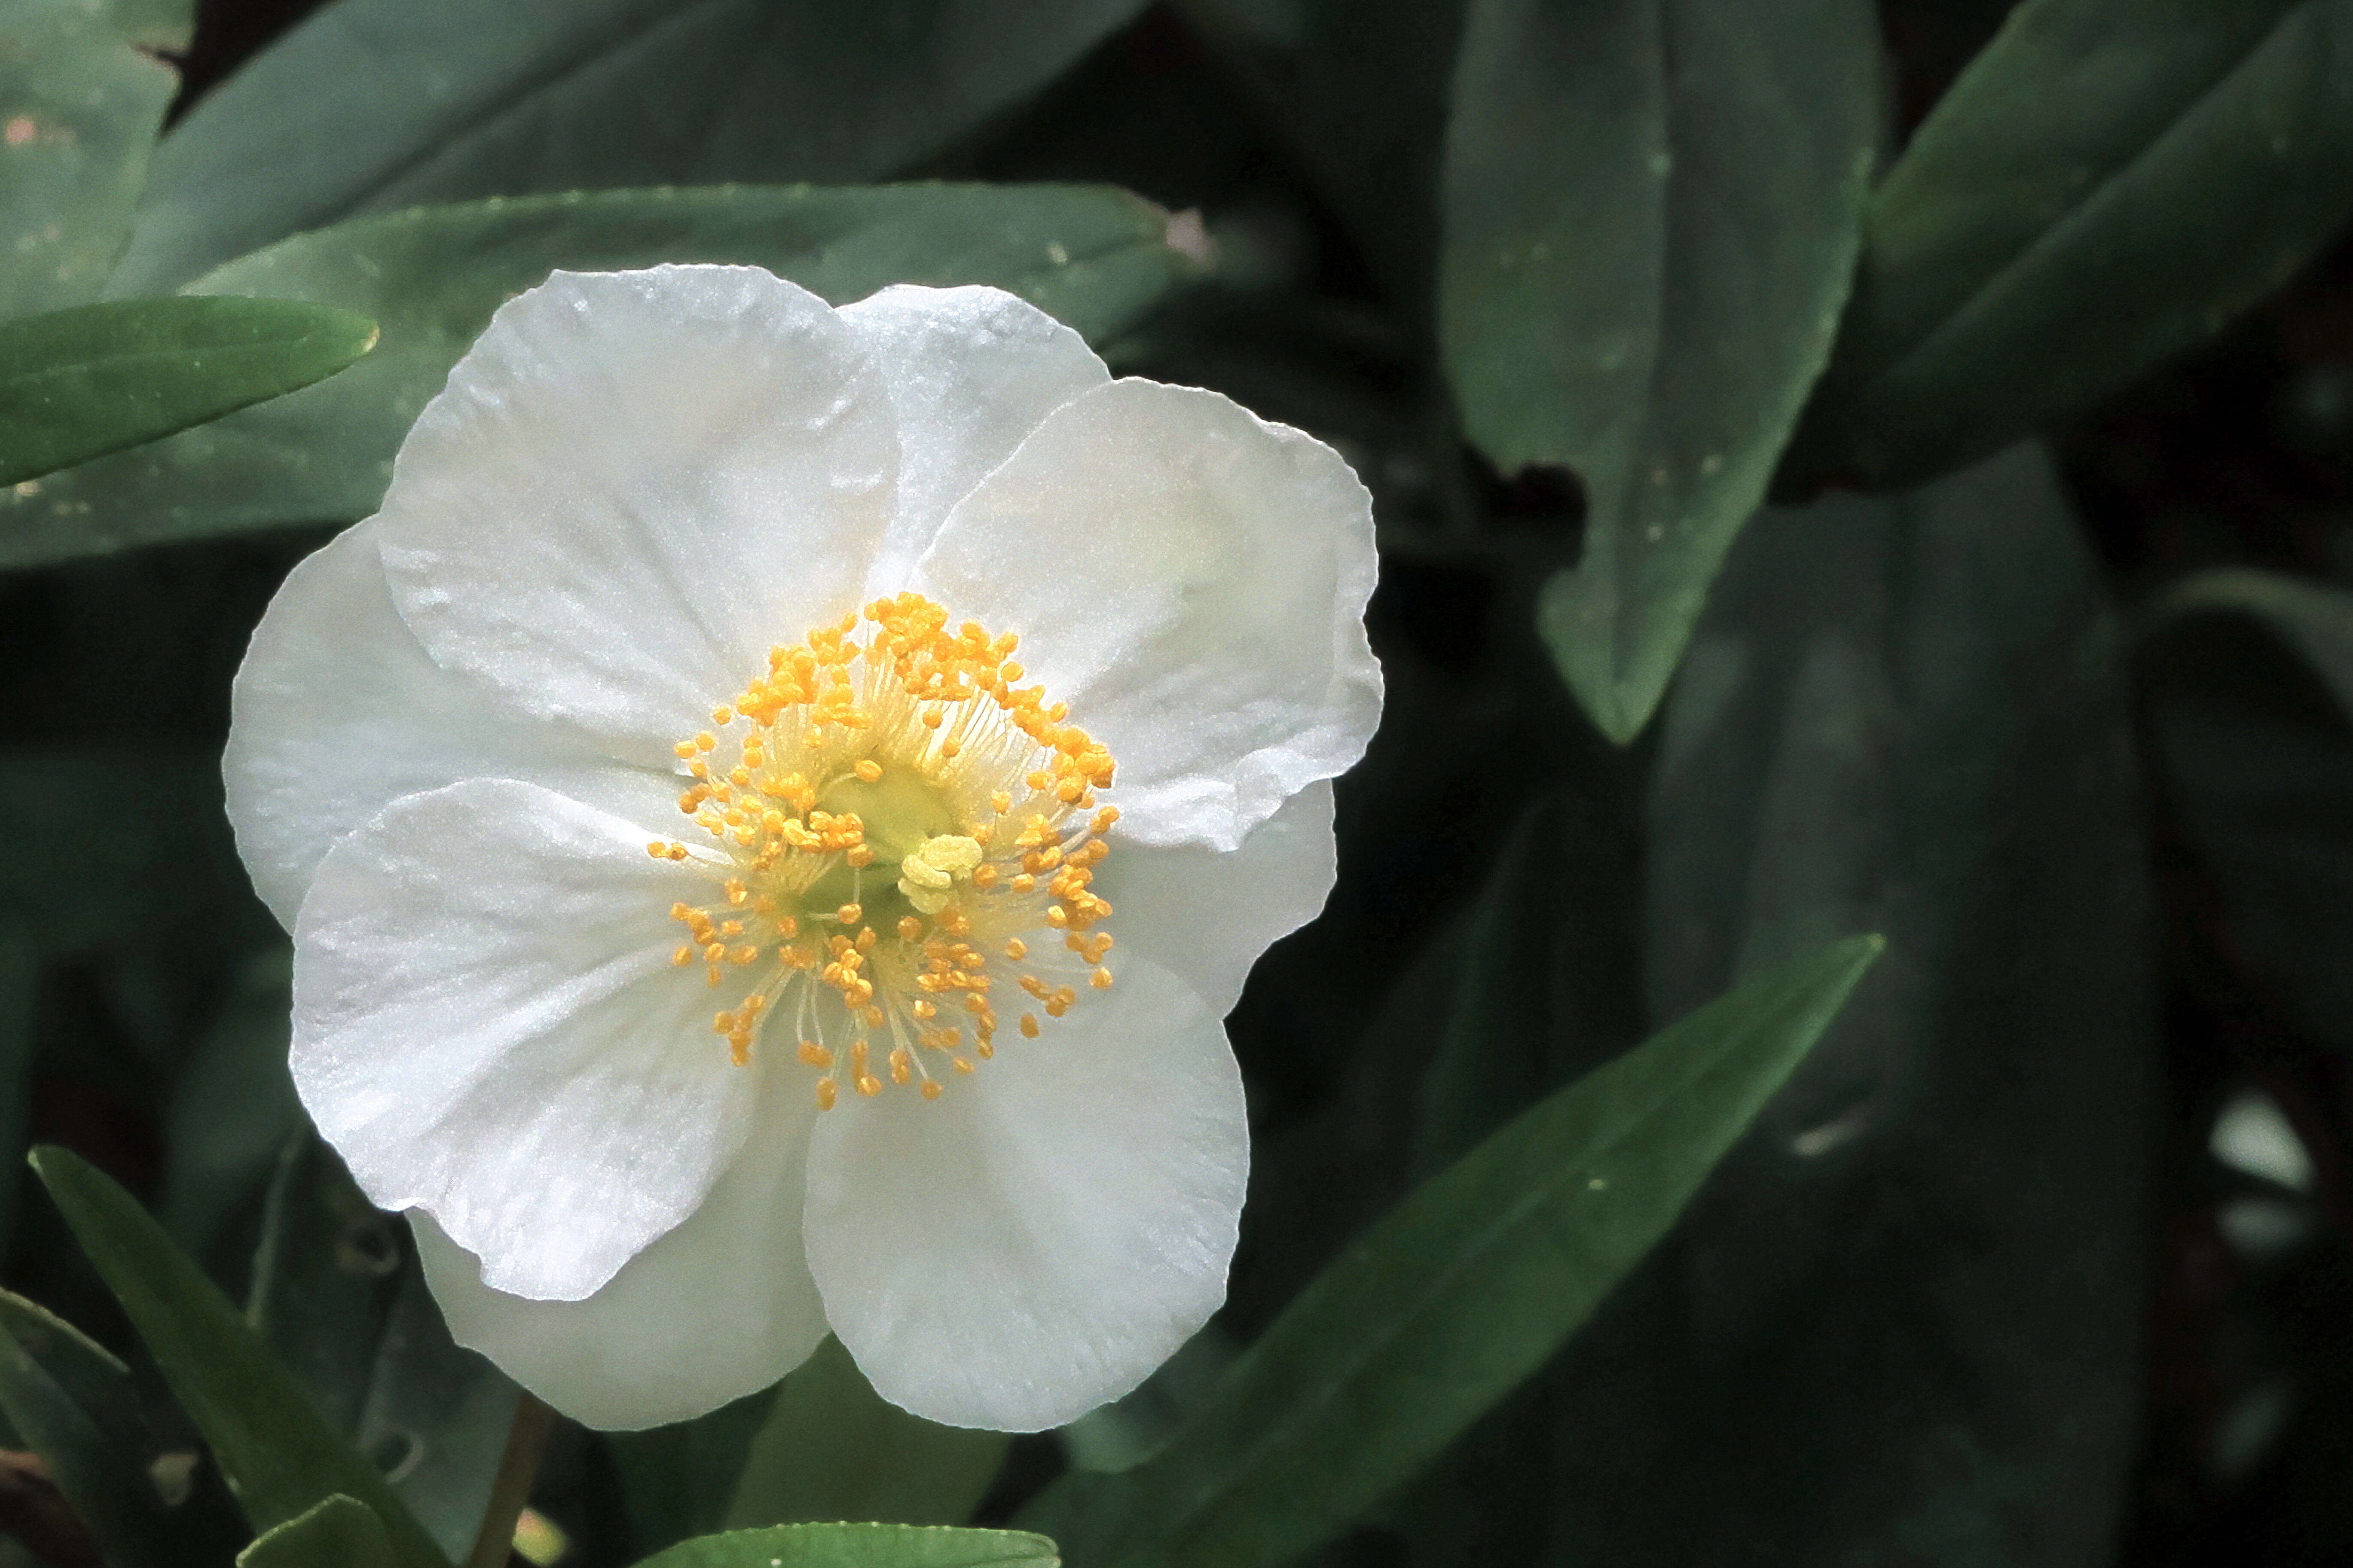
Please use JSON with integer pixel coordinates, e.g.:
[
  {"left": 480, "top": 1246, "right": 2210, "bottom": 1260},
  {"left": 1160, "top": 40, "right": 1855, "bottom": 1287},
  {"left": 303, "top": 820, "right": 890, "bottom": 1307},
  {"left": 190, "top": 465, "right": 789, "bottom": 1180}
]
[{"left": 223, "top": 265, "right": 1382, "bottom": 1433}]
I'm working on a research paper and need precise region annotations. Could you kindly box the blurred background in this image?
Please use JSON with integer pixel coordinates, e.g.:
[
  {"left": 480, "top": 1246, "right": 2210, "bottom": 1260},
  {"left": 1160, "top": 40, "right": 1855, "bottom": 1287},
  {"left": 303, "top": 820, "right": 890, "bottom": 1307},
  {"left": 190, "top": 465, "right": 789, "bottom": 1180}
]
[{"left": 4, "top": 2, "right": 2353, "bottom": 1565}]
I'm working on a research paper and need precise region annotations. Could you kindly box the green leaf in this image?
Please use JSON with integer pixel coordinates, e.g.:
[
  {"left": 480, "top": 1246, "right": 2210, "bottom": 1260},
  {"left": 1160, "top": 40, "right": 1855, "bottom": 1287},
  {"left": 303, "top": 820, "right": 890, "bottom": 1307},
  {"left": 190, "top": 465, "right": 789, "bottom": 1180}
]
[
  {"left": 237, "top": 1495, "right": 396, "bottom": 1568},
  {"left": 0, "top": 1290, "right": 186, "bottom": 1568},
  {"left": 0, "top": 0, "right": 191, "bottom": 315},
  {"left": 635, "top": 1523, "right": 1058, "bottom": 1568},
  {"left": 1800, "top": 0, "right": 2353, "bottom": 486},
  {"left": 1439, "top": 0, "right": 1878, "bottom": 744},
  {"left": 1023, "top": 934, "right": 1882, "bottom": 1568},
  {"left": 247, "top": 1137, "right": 519, "bottom": 1562},
  {"left": 1522, "top": 442, "right": 2155, "bottom": 1566},
  {"left": 112, "top": 0, "right": 1150, "bottom": 293},
  {"left": 725, "top": 1336, "right": 1006, "bottom": 1530},
  {"left": 27, "top": 1145, "right": 449, "bottom": 1568},
  {"left": 0, "top": 181, "right": 1198, "bottom": 569},
  {"left": 2141, "top": 567, "right": 2353, "bottom": 1054},
  {"left": 0, "top": 296, "right": 379, "bottom": 487}
]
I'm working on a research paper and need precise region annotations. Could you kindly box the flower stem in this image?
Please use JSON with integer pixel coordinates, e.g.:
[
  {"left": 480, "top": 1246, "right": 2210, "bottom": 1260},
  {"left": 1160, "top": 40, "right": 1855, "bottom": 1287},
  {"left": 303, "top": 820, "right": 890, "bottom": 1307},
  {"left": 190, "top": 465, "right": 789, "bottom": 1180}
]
[{"left": 464, "top": 1393, "right": 554, "bottom": 1568}]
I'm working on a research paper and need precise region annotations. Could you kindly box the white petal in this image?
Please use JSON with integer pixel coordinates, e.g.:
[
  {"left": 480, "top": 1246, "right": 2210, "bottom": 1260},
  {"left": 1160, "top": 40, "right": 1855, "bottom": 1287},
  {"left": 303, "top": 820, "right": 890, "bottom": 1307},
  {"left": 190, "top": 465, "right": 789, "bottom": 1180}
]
[
  {"left": 1099, "top": 779, "right": 1336, "bottom": 1017},
  {"left": 910, "top": 378, "right": 1382, "bottom": 851},
  {"left": 376, "top": 266, "right": 898, "bottom": 760},
  {"left": 839, "top": 284, "right": 1107, "bottom": 593},
  {"left": 292, "top": 778, "right": 755, "bottom": 1300},
  {"left": 225, "top": 519, "right": 682, "bottom": 931},
  {"left": 412, "top": 1065, "right": 828, "bottom": 1431},
  {"left": 802, "top": 959, "right": 1247, "bottom": 1431}
]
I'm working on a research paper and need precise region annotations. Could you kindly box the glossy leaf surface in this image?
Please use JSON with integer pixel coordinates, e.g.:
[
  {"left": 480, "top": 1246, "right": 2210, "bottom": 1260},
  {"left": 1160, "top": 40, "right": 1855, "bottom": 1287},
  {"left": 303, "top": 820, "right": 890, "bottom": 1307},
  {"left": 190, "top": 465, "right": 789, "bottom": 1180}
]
[
  {"left": 0, "top": 182, "right": 1196, "bottom": 567},
  {"left": 0, "top": 296, "right": 376, "bottom": 487},
  {"left": 1440, "top": 0, "right": 1877, "bottom": 742}
]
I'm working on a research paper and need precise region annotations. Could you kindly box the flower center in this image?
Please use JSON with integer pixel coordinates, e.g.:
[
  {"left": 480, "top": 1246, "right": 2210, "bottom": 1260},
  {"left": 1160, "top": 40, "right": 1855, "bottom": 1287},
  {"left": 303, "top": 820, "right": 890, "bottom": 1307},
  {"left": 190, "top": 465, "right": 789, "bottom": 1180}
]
[{"left": 647, "top": 592, "right": 1118, "bottom": 1108}]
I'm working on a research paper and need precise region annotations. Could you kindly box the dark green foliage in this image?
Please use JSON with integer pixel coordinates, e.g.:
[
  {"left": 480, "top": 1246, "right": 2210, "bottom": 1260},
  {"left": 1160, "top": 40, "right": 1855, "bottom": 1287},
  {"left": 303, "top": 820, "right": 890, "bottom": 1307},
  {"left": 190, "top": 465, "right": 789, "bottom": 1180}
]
[
  {"left": 0, "top": 296, "right": 376, "bottom": 486},
  {"left": 0, "top": 0, "right": 191, "bottom": 317},
  {"left": 1024, "top": 937, "right": 1880, "bottom": 1568},
  {"left": 1796, "top": 0, "right": 2353, "bottom": 485},
  {"left": 30, "top": 1147, "right": 448, "bottom": 1567},
  {"left": 1441, "top": 0, "right": 1879, "bottom": 744},
  {"left": 0, "top": 0, "right": 2340, "bottom": 1565},
  {"left": 0, "top": 183, "right": 1195, "bottom": 567}
]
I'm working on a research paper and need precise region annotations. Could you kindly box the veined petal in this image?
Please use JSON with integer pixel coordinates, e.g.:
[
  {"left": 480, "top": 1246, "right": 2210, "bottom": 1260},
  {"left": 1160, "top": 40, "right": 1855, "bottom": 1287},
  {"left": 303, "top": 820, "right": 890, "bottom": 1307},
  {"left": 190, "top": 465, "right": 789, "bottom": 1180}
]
[
  {"left": 803, "top": 958, "right": 1246, "bottom": 1431},
  {"left": 412, "top": 1066, "right": 827, "bottom": 1431},
  {"left": 225, "top": 518, "right": 681, "bottom": 930},
  {"left": 1099, "top": 779, "right": 1337, "bottom": 1017},
  {"left": 840, "top": 284, "right": 1106, "bottom": 595},
  {"left": 911, "top": 378, "right": 1382, "bottom": 851},
  {"left": 292, "top": 778, "right": 753, "bottom": 1301},
  {"left": 376, "top": 266, "right": 898, "bottom": 761}
]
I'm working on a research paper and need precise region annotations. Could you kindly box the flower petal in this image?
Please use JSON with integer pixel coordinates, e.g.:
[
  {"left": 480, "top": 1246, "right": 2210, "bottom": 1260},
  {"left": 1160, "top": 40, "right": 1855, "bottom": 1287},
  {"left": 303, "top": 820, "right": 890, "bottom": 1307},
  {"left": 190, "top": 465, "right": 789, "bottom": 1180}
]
[
  {"left": 1098, "top": 779, "right": 1336, "bottom": 1016},
  {"left": 376, "top": 265, "right": 898, "bottom": 759},
  {"left": 225, "top": 518, "right": 681, "bottom": 931},
  {"left": 292, "top": 777, "right": 754, "bottom": 1300},
  {"left": 411, "top": 1066, "right": 828, "bottom": 1431},
  {"left": 910, "top": 378, "right": 1382, "bottom": 851},
  {"left": 839, "top": 284, "right": 1107, "bottom": 594},
  {"left": 802, "top": 958, "right": 1246, "bottom": 1431}
]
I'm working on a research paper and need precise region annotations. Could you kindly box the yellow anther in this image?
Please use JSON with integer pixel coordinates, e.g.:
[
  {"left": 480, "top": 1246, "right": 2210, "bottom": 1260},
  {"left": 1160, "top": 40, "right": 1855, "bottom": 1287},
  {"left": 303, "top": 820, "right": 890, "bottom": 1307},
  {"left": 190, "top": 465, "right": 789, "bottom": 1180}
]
[
  {"left": 1091, "top": 967, "right": 1113, "bottom": 989},
  {"left": 661, "top": 592, "right": 1127, "bottom": 1106},
  {"left": 816, "top": 1078, "right": 837, "bottom": 1110},
  {"left": 921, "top": 1080, "right": 944, "bottom": 1101}
]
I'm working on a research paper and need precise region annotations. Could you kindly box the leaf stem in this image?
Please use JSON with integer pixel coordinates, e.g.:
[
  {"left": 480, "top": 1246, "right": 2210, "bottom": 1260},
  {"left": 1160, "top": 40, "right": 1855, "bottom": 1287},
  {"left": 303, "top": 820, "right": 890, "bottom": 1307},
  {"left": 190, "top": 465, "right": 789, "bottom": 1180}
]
[{"left": 464, "top": 1394, "right": 553, "bottom": 1568}]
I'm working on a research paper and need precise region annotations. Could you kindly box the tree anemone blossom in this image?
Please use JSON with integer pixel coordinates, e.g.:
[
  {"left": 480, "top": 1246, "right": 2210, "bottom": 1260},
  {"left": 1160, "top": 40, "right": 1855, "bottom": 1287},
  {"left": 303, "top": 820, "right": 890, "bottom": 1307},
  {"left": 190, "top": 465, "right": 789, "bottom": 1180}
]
[{"left": 223, "top": 266, "right": 1382, "bottom": 1432}]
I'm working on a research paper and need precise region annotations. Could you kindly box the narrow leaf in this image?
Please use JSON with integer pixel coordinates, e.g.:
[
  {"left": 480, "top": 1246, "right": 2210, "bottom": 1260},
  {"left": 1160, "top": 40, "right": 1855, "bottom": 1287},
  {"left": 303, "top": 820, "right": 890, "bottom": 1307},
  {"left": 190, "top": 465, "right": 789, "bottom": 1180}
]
[
  {"left": 726, "top": 1336, "right": 1006, "bottom": 1530},
  {"left": 0, "top": 0, "right": 192, "bottom": 314},
  {"left": 238, "top": 1495, "right": 396, "bottom": 1568},
  {"left": 28, "top": 1145, "right": 448, "bottom": 1568},
  {"left": 247, "top": 1137, "right": 519, "bottom": 1562},
  {"left": 1439, "top": 0, "right": 1877, "bottom": 742},
  {"left": 1024, "top": 934, "right": 1883, "bottom": 1568},
  {"left": 1802, "top": 0, "right": 2353, "bottom": 485},
  {"left": 0, "top": 182, "right": 1198, "bottom": 568},
  {"left": 113, "top": 0, "right": 1149, "bottom": 293},
  {"left": 0, "top": 296, "right": 378, "bottom": 486},
  {"left": 0, "top": 1290, "right": 188, "bottom": 1568},
  {"left": 635, "top": 1522, "right": 1058, "bottom": 1568}
]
